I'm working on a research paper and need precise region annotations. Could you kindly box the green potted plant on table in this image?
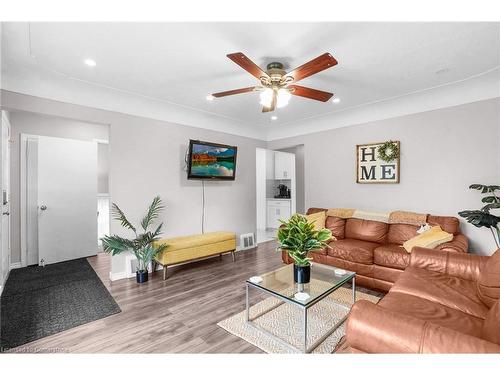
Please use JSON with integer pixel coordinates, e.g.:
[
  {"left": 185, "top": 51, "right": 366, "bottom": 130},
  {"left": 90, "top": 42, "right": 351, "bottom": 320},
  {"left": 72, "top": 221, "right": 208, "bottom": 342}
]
[
  {"left": 459, "top": 184, "right": 500, "bottom": 248},
  {"left": 102, "top": 196, "right": 168, "bottom": 284},
  {"left": 277, "top": 214, "right": 332, "bottom": 283}
]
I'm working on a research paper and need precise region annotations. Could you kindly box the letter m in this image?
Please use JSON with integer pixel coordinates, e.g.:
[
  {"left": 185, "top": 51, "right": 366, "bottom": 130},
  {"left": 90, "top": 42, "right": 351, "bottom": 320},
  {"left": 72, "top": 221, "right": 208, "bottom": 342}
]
[{"left": 360, "top": 165, "right": 376, "bottom": 180}]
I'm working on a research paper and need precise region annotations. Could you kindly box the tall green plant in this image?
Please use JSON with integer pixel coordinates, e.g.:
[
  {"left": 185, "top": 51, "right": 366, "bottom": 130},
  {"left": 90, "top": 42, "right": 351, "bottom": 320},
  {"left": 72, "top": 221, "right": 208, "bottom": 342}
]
[
  {"left": 102, "top": 196, "right": 168, "bottom": 272},
  {"left": 459, "top": 184, "right": 500, "bottom": 248},
  {"left": 277, "top": 214, "right": 332, "bottom": 266}
]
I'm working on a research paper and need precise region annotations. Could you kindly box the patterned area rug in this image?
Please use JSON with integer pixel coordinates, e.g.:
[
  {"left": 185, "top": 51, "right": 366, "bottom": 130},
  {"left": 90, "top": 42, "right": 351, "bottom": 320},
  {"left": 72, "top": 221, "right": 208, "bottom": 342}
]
[{"left": 217, "top": 284, "right": 380, "bottom": 354}]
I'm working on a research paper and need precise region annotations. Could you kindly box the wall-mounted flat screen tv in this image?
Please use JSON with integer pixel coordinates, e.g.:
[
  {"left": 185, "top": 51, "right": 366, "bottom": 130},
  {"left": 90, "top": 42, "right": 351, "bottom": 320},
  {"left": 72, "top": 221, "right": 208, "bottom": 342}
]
[{"left": 187, "top": 140, "right": 238, "bottom": 180}]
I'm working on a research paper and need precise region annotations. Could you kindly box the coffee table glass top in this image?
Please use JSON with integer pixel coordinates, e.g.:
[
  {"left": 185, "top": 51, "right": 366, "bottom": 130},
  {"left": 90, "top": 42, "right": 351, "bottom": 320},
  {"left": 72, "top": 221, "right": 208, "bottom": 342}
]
[{"left": 247, "top": 262, "right": 355, "bottom": 306}]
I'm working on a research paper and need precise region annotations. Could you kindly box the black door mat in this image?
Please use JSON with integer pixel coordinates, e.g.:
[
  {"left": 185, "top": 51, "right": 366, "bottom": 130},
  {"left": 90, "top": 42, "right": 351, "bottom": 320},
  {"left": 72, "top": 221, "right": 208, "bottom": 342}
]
[{"left": 1, "top": 258, "right": 121, "bottom": 351}]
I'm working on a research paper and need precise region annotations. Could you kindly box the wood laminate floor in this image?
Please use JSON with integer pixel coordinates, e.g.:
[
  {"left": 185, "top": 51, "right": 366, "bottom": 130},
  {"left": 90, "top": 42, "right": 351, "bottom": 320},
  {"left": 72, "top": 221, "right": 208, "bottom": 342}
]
[{"left": 10, "top": 241, "right": 285, "bottom": 353}]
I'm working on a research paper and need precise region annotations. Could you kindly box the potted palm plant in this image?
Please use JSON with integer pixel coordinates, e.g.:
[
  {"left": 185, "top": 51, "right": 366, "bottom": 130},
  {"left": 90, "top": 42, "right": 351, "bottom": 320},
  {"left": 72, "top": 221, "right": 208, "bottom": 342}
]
[
  {"left": 102, "top": 196, "right": 168, "bottom": 283},
  {"left": 277, "top": 214, "right": 332, "bottom": 283},
  {"left": 459, "top": 184, "right": 500, "bottom": 248}
]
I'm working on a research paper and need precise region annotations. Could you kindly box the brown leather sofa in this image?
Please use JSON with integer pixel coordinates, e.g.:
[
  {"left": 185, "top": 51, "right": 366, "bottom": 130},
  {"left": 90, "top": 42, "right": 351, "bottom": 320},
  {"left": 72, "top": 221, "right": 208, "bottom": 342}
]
[
  {"left": 282, "top": 207, "right": 468, "bottom": 292},
  {"left": 345, "top": 247, "right": 500, "bottom": 353}
]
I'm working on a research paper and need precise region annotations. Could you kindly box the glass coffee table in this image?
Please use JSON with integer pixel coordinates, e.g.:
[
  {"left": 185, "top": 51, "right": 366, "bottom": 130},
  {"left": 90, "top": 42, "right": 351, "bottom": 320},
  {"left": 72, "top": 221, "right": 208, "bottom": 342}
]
[{"left": 245, "top": 262, "right": 356, "bottom": 353}]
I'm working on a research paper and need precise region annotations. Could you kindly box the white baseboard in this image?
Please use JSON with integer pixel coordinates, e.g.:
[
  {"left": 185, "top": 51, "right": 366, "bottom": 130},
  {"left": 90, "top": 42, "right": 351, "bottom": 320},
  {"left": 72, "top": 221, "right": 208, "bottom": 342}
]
[
  {"left": 236, "top": 246, "right": 255, "bottom": 251},
  {"left": 109, "top": 271, "right": 127, "bottom": 281},
  {"left": 9, "top": 262, "right": 22, "bottom": 270}
]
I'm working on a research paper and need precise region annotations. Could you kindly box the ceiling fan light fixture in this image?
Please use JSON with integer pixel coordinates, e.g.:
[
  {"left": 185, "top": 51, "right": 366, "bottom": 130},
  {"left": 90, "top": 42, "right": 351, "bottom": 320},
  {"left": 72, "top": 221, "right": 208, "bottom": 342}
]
[
  {"left": 206, "top": 95, "right": 215, "bottom": 101},
  {"left": 213, "top": 52, "right": 338, "bottom": 112},
  {"left": 277, "top": 89, "right": 291, "bottom": 108},
  {"left": 259, "top": 88, "right": 273, "bottom": 108},
  {"left": 332, "top": 97, "right": 340, "bottom": 104}
]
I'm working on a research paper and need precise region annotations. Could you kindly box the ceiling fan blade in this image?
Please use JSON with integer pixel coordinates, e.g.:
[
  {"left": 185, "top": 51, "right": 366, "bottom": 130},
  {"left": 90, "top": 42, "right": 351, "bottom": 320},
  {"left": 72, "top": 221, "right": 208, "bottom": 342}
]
[
  {"left": 289, "top": 85, "right": 334, "bottom": 102},
  {"left": 284, "top": 53, "right": 338, "bottom": 83},
  {"left": 227, "top": 52, "right": 270, "bottom": 81},
  {"left": 212, "top": 87, "right": 258, "bottom": 97},
  {"left": 262, "top": 90, "right": 277, "bottom": 112}
]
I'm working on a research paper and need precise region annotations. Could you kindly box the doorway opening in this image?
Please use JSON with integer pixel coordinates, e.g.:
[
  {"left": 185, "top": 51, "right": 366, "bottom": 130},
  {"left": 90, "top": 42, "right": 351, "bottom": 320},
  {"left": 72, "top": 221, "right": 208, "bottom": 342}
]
[
  {"left": 255, "top": 147, "right": 297, "bottom": 244},
  {"left": 96, "top": 140, "right": 110, "bottom": 251}
]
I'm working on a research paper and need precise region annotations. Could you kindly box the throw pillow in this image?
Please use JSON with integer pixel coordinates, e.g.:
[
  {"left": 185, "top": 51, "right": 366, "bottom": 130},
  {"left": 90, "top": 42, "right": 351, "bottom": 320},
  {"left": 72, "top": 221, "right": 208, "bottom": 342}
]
[
  {"left": 402, "top": 225, "right": 453, "bottom": 253},
  {"left": 306, "top": 210, "right": 326, "bottom": 231}
]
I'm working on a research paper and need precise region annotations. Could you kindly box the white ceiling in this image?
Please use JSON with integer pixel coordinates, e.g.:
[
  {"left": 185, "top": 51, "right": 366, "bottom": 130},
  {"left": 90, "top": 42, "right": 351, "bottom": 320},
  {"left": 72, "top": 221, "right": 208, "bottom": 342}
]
[{"left": 1, "top": 22, "right": 499, "bottom": 140}]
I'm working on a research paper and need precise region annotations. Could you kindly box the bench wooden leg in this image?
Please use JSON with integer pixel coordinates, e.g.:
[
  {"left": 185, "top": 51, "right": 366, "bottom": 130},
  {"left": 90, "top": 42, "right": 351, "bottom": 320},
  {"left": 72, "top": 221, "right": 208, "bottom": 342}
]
[
  {"left": 232, "top": 251, "right": 236, "bottom": 262},
  {"left": 163, "top": 265, "right": 168, "bottom": 280},
  {"left": 219, "top": 253, "right": 223, "bottom": 260}
]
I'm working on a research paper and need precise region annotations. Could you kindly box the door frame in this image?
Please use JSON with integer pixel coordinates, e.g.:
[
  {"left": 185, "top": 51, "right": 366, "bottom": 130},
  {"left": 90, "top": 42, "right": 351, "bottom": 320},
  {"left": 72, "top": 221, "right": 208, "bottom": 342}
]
[{"left": 20, "top": 133, "right": 39, "bottom": 267}]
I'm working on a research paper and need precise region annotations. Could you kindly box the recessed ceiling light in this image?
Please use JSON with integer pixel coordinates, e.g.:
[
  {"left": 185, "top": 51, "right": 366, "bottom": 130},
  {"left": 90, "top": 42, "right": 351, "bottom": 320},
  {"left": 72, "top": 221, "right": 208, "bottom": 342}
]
[
  {"left": 271, "top": 116, "right": 278, "bottom": 120},
  {"left": 206, "top": 95, "right": 214, "bottom": 101},
  {"left": 84, "top": 58, "right": 96, "bottom": 67},
  {"left": 332, "top": 98, "right": 341, "bottom": 104}
]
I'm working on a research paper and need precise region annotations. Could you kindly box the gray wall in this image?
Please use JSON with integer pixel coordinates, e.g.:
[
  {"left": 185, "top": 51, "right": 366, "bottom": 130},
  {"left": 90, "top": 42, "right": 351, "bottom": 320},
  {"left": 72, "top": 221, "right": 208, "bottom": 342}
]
[
  {"left": 8, "top": 111, "right": 110, "bottom": 263},
  {"left": 269, "top": 98, "right": 500, "bottom": 255},
  {"left": 2, "top": 91, "right": 266, "bottom": 274}
]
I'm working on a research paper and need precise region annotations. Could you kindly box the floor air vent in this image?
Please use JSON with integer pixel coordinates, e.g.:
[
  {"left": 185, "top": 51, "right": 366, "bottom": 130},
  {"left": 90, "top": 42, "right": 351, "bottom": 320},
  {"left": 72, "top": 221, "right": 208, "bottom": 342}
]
[{"left": 239, "top": 233, "right": 255, "bottom": 250}]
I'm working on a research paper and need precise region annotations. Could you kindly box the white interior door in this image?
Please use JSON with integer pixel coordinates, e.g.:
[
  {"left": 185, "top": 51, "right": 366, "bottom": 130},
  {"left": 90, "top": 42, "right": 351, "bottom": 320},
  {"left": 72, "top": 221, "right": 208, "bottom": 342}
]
[
  {"left": 37, "top": 136, "right": 98, "bottom": 265},
  {"left": 1, "top": 112, "right": 11, "bottom": 288}
]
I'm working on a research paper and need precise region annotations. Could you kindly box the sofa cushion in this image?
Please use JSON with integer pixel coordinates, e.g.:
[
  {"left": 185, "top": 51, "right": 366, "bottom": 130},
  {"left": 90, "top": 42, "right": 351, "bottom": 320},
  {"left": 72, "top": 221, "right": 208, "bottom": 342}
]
[
  {"left": 482, "top": 300, "right": 500, "bottom": 344},
  {"left": 345, "top": 218, "right": 388, "bottom": 244},
  {"left": 427, "top": 215, "right": 460, "bottom": 235},
  {"left": 387, "top": 223, "right": 419, "bottom": 245},
  {"left": 374, "top": 245, "right": 410, "bottom": 270},
  {"left": 379, "top": 291, "right": 484, "bottom": 338},
  {"left": 391, "top": 267, "right": 489, "bottom": 319},
  {"left": 325, "top": 216, "right": 345, "bottom": 239},
  {"left": 327, "top": 238, "right": 378, "bottom": 265},
  {"left": 477, "top": 249, "right": 500, "bottom": 308}
]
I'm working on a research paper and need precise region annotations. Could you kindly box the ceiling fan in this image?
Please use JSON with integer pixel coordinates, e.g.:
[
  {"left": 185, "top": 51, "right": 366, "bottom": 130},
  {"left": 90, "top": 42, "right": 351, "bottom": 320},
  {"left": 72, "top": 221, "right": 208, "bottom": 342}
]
[{"left": 211, "top": 52, "right": 338, "bottom": 113}]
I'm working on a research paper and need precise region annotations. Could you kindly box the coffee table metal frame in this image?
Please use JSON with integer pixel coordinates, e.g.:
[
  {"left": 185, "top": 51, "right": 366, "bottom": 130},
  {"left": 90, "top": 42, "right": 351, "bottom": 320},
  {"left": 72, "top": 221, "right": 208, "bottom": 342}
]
[{"left": 245, "top": 264, "right": 356, "bottom": 353}]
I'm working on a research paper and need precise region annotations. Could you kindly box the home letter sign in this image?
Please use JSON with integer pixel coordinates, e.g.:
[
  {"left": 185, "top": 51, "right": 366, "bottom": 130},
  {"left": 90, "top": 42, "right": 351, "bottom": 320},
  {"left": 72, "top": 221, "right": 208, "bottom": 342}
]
[{"left": 356, "top": 141, "right": 400, "bottom": 184}]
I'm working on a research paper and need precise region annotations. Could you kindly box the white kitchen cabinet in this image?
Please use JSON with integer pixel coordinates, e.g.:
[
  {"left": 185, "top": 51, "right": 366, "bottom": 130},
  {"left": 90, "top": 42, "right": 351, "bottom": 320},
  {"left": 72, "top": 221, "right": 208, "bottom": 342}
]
[
  {"left": 266, "top": 200, "right": 292, "bottom": 229},
  {"left": 274, "top": 151, "right": 295, "bottom": 180}
]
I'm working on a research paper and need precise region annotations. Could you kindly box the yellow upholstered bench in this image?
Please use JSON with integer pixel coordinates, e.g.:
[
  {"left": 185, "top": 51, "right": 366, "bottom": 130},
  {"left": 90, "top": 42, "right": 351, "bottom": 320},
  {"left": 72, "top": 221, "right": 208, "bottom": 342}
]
[{"left": 153, "top": 231, "right": 236, "bottom": 280}]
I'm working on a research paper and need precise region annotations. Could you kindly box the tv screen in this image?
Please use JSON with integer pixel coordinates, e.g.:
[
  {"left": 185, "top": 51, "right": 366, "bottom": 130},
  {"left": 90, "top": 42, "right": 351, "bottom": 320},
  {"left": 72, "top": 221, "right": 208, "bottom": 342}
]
[{"left": 187, "top": 140, "right": 237, "bottom": 180}]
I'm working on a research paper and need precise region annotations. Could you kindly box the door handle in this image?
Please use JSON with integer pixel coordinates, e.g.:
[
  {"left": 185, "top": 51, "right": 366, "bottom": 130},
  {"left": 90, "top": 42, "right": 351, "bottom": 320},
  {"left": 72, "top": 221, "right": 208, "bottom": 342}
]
[
  {"left": 40, "top": 205, "right": 47, "bottom": 211},
  {"left": 2, "top": 212, "right": 9, "bottom": 216}
]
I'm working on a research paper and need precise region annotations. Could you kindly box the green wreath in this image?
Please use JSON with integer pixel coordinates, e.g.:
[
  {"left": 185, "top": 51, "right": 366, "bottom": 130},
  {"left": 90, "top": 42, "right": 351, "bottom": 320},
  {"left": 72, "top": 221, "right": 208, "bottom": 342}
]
[{"left": 377, "top": 141, "right": 400, "bottom": 163}]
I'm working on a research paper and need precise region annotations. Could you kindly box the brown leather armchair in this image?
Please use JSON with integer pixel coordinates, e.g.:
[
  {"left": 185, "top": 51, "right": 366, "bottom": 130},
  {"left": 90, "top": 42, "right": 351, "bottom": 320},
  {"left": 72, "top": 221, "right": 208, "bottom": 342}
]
[{"left": 345, "top": 248, "right": 500, "bottom": 353}]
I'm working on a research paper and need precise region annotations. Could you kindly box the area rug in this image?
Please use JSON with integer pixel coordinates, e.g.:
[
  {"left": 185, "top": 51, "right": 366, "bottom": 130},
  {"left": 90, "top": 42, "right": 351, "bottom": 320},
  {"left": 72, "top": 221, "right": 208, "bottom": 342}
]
[
  {"left": 217, "top": 284, "right": 379, "bottom": 354},
  {"left": 1, "top": 258, "right": 121, "bottom": 350}
]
